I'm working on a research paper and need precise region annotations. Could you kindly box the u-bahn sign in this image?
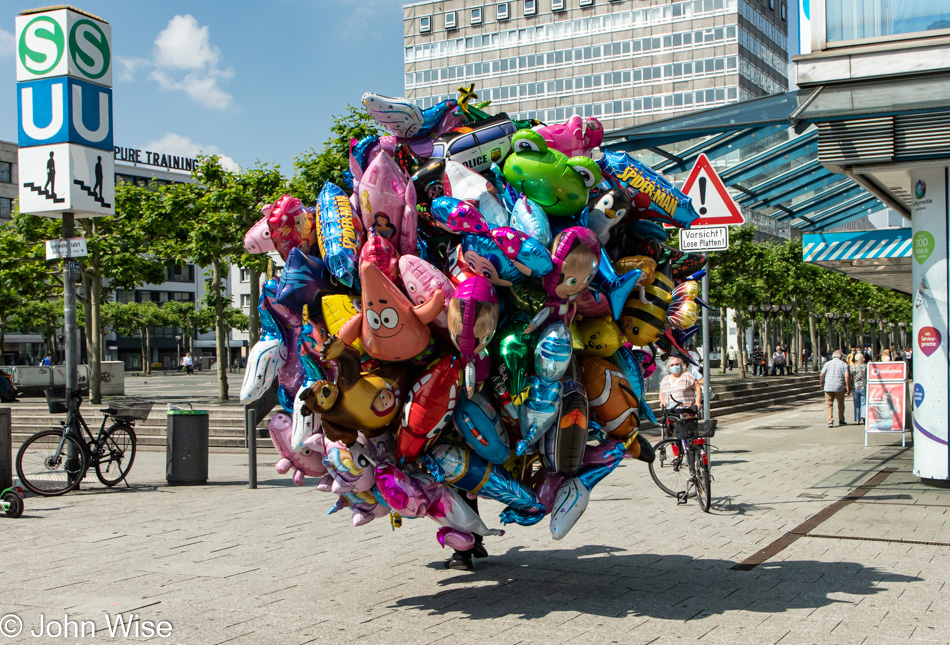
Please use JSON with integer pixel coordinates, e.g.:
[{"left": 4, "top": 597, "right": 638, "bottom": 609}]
[{"left": 16, "top": 7, "right": 114, "bottom": 218}]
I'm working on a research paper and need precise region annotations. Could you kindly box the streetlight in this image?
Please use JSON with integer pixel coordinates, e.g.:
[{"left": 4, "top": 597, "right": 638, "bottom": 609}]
[
  {"left": 898, "top": 321, "right": 908, "bottom": 348},
  {"left": 174, "top": 335, "right": 181, "bottom": 371}
]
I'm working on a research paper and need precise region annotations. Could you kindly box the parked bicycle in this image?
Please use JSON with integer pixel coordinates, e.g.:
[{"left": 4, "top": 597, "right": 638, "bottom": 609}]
[
  {"left": 648, "top": 399, "right": 717, "bottom": 512},
  {"left": 15, "top": 388, "right": 150, "bottom": 497}
]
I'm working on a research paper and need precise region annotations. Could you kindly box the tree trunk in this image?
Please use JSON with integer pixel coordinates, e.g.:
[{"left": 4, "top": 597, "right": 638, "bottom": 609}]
[
  {"left": 736, "top": 315, "right": 747, "bottom": 379},
  {"left": 212, "top": 259, "right": 229, "bottom": 400},
  {"left": 139, "top": 326, "right": 148, "bottom": 374},
  {"left": 248, "top": 266, "right": 261, "bottom": 349},
  {"left": 719, "top": 307, "right": 728, "bottom": 374},
  {"left": 807, "top": 298, "right": 818, "bottom": 372},
  {"left": 0, "top": 324, "right": 5, "bottom": 366}
]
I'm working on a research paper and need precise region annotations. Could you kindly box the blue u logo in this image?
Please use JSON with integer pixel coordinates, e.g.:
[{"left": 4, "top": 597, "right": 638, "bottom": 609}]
[{"left": 18, "top": 76, "right": 112, "bottom": 150}]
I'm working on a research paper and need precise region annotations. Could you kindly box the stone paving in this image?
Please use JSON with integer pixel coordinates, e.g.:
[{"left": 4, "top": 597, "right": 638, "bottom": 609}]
[{"left": 2, "top": 400, "right": 948, "bottom": 645}]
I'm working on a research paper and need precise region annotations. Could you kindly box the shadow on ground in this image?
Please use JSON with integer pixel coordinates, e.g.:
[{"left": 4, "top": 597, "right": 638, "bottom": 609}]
[{"left": 393, "top": 545, "right": 919, "bottom": 621}]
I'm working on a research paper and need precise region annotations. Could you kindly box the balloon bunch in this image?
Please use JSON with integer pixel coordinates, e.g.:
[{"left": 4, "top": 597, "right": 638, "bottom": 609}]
[{"left": 241, "top": 87, "right": 709, "bottom": 547}]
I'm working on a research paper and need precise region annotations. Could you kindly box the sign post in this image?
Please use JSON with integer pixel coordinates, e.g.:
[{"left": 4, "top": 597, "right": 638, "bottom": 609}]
[{"left": 16, "top": 6, "right": 113, "bottom": 432}]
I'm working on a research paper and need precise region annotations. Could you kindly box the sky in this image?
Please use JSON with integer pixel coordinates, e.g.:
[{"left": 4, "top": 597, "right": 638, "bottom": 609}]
[{"left": 2, "top": 0, "right": 407, "bottom": 175}]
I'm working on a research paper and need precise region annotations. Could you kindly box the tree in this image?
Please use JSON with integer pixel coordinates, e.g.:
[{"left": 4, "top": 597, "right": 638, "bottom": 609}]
[
  {"left": 78, "top": 181, "right": 173, "bottom": 401},
  {"left": 289, "top": 105, "right": 379, "bottom": 204},
  {"left": 101, "top": 301, "right": 166, "bottom": 374}
]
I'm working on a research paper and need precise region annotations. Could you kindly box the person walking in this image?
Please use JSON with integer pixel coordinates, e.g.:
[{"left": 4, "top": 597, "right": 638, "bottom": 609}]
[
  {"left": 820, "top": 350, "right": 851, "bottom": 427},
  {"left": 750, "top": 346, "right": 764, "bottom": 376},
  {"left": 726, "top": 345, "right": 737, "bottom": 371},
  {"left": 904, "top": 346, "right": 913, "bottom": 376},
  {"left": 181, "top": 352, "right": 194, "bottom": 375},
  {"left": 850, "top": 352, "right": 867, "bottom": 424},
  {"left": 881, "top": 347, "right": 892, "bottom": 362}
]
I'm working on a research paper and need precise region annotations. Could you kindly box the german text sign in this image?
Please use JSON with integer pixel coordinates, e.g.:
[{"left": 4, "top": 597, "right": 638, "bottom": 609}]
[
  {"left": 679, "top": 225, "right": 730, "bottom": 252},
  {"left": 46, "top": 237, "right": 88, "bottom": 260},
  {"left": 867, "top": 361, "right": 907, "bottom": 383}
]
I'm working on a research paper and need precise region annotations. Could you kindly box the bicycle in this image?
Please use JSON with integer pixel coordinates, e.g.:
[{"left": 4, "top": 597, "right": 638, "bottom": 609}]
[
  {"left": 15, "top": 388, "right": 150, "bottom": 497},
  {"left": 648, "top": 399, "right": 717, "bottom": 512}
]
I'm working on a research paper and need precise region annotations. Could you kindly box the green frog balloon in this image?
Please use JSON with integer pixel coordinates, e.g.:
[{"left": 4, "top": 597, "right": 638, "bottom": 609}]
[{"left": 502, "top": 129, "right": 602, "bottom": 218}]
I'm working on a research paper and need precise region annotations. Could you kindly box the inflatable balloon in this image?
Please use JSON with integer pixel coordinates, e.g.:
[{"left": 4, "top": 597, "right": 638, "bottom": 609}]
[
  {"left": 573, "top": 316, "right": 625, "bottom": 358},
  {"left": 431, "top": 196, "right": 491, "bottom": 234},
  {"left": 356, "top": 151, "right": 418, "bottom": 256},
  {"left": 443, "top": 161, "right": 509, "bottom": 228},
  {"left": 275, "top": 249, "right": 336, "bottom": 310},
  {"left": 427, "top": 444, "right": 544, "bottom": 514},
  {"left": 621, "top": 263, "right": 674, "bottom": 346},
  {"left": 447, "top": 276, "right": 498, "bottom": 394},
  {"left": 267, "top": 194, "right": 316, "bottom": 260},
  {"left": 316, "top": 182, "right": 362, "bottom": 287},
  {"left": 298, "top": 337, "right": 406, "bottom": 445},
  {"left": 358, "top": 232, "right": 400, "bottom": 283},
  {"left": 549, "top": 477, "right": 590, "bottom": 540},
  {"left": 321, "top": 294, "right": 363, "bottom": 354},
  {"left": 339, "top": 262, "right": 443, "bottom": 362},
  {"left": 535, "top": 115, "right": 604, "bottom": 158},
  {"left": 399, "top": 254, "right": 455, "bottom": 330},
  {"left": 489, "top": 227, "right": 553, "bottom": 278},
  {"left": 244, "top": 215, "right": 276, "bottom": 254},
  {"left": 541, "top": 377, "right": 588, "bottom": 476},
  {"left": 527, "top": 227, "right": 601, "bottom": 333},
  {"left": 579, "top": 356, "right": 639, "bottom": 440},
  {"left": 508, "top": 195, "right": 552, "bottom": 246},
  {"left": 453, "top": 390, "right": 510, "bottom": 465},
  {"left": 397, "top": 355, "right": 461, "bottom": 464},
  {"left": 587, "top": 187, "right": 632, "bottom": 245},
  {"left": 598, "top": 151, "right": 700, "bottom": 229},
  {"left": 240, "top": 287, "right": 287, "bottom": 404},
  {"left": 269, "top": 413, "right": 328, "bottom": 486},
  {"left": 502, "top": 130, "right": 601, "bottom": 217}
]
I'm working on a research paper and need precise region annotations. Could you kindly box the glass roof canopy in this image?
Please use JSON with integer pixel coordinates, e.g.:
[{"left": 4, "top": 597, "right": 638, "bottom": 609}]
[{"left": 601, "top": 91, "right": 885, "bottom": 232}]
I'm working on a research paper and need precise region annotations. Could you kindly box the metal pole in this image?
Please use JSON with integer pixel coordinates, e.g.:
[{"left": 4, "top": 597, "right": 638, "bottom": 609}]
[
  {"left": 701, "top": 253, "right": 711, "bottom": 421},
  {"left": 246, "top": 407, "right": 257, "bottom": 489},
  {"left": 62, "top": 213, "right": 80, "bottom": 489}
]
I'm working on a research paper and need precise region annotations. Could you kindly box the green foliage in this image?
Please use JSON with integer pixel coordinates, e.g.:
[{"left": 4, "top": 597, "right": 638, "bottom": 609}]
[{"left": 289, "top": 105, "right": 380, "bottom": 203}]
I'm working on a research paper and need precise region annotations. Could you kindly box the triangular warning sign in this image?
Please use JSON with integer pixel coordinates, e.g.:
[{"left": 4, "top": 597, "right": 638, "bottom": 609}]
[{"left": 682, "top": 153, "right": 745, "bottom": 226}]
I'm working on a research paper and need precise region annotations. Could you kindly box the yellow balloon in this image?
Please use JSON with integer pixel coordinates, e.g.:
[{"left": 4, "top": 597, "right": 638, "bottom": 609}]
[
  {"left": 575, "top": 316, "right": 626, "bottom": 357},
  {"left": 322, "top": 294, "right": 364, "bottom": 353}
]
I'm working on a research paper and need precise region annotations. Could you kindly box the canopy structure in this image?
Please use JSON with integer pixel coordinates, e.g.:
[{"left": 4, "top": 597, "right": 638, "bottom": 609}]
[
  {"left": 802, "top": 229, "right": 913, "bottom": 294},
  {"left": 601, "top": 91, "right": 886, "bottom": 232}
]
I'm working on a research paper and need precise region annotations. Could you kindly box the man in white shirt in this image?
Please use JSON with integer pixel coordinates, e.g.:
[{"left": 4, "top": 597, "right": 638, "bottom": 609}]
[{"left": 820, "top": 350, "right": 851, "bottom": 428}]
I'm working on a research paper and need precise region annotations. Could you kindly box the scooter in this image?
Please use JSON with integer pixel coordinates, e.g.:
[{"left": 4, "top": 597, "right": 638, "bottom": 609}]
[{"left": 1, "top": 486, "right": 24, "bottom": 518}]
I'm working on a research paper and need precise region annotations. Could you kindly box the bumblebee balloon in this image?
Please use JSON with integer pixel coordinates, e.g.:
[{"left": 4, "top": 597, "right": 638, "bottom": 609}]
[{"left": 620, "top": 263, "right": 674, "bottom": 346}]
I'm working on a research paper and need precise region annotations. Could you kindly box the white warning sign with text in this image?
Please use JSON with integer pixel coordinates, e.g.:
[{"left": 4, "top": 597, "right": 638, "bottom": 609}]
[{"left": 679, "top": 225, "right": 730, "bottom": 252}]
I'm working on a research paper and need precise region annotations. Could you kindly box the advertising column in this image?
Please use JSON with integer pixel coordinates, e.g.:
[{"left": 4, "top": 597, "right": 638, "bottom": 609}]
[{"left": 910, "top": 167, "right": 949, "bottom": 482}]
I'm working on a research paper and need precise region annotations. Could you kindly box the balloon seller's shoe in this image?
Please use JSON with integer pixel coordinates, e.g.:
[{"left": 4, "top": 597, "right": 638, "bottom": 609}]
[
  {"left": 445, "top": 552, "right": 474, "bottom": 571},
  {"left": 471, "top": 543, "right": 488, "bottom": 559}
]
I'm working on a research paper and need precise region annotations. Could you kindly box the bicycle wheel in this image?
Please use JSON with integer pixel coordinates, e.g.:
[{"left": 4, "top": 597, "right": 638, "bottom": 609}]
[
  {"left": 16, "top": 430, "right": 87, "bottom": 496},
  {"left": 94, "top": 424, "right": 137, "bottom": 487},
  {"left": 649, "top": 438, "right": 694, "bottom": 499},
  {"left": 693, "top": 444, "right": 712, "bottom": 513}
]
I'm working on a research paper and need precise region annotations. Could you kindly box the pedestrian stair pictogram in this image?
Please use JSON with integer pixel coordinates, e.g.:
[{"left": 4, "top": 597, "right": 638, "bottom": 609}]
[
  {"left": 73, "top": 179, "right": 111, "bottom": 208},
  {"left": 22, "top": 182, "right": 65, "bottom": 204}
]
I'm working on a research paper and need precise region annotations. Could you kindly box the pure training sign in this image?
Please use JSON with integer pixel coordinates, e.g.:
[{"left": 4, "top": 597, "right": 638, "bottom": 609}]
[{"left": 16, "top": 8, "right": 112, "bottom": 86}]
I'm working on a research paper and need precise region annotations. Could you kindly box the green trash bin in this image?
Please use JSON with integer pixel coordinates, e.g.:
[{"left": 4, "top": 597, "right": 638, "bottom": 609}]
[{"left": 166, "top": 410, "right": 209, "bottom": 485}]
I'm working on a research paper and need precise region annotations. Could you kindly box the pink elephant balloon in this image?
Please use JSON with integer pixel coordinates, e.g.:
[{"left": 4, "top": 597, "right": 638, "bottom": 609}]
[
  {"left": 535, "top": 116, "right": 604, "bottom": 158},
  {"left": 268, "top": 413, "right": 328, "bottom": 486}
]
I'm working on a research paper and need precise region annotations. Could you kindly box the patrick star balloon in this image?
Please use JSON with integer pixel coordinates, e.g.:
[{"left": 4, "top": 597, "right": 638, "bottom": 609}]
[
  {"left": 357, "top": 151, "right": 418, "bottom": 256},
  {"left": 339, "top": 262, "right": 444, "bottom": 362}
]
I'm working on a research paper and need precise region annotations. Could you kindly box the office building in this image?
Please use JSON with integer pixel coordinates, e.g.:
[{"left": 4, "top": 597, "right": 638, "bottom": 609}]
[{"left": 402, "top": 0, "right": 789, "bottom": 129}]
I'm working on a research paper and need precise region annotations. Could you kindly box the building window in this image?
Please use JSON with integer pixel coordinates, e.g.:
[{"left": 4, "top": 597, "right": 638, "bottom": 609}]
[
  {"left": 0, "top": 161, "right": 11, "bottom": 184},
  {"left": 552, "top": 0, "right": 566, "bottom": 10},
  {"left": 780, "top": 2, "right": 786, "bottom": 20},
  {"left": 497, "top": 2, "right": 510, "bottom": 19},
  {"left": 471, "top": 7, "right": 482, "bottom": 24},
  {"left": 165, "top": 264, "right": 195, "bottom": 283},
  {"left": 240, "top": 294, "right": 251, "bottom": 308},
  {"left": 419, "top": 15, "right": 431, "bottom": 32},
  {"left": 768, "top": 0, "right": 774, "bottom": 9},
  {"left": 240, "top": 268, "right": 250, "bottom": 282},
  {"left": 580, "top": 0, "right": 594, "bottom": 6},
  {"left": 524, "top": 0, "right": 537, "bottom": 16},
  {"left": 444, "top": 11, "right": 457, "bottom": 29},
  {"left": 0, "top": 197, "right": 11, "bottom": 220}
]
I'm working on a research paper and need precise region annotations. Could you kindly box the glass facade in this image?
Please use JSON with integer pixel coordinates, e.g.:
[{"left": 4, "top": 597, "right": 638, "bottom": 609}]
[
  {"left": 826, "top": 0, "right": 950, "bottom": 42},
  {"left": 404, "top": 0, "right": 788, "bottom": 129}
]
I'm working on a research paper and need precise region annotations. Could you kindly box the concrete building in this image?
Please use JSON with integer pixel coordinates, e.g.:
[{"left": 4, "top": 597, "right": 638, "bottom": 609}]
[
  {"left": 791, "top": 1, "right": 950, "bottom": 482},
  {"left": 402, "top": 0, "right": 789, "bottom": 129}
]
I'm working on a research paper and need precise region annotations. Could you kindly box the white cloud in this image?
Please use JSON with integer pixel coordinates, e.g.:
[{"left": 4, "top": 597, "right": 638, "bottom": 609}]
[
  {"left": 154, "top": 15, "right": 220, "bottom": 70},
  {"left": 0, "top": 27, "right": 14, "bottom": 58},
  {"left": 119, "top": 15, "right": 234, "bottom": 110},
  {"left": 143, "top": 132, "right": 240, "bottom": 173}
]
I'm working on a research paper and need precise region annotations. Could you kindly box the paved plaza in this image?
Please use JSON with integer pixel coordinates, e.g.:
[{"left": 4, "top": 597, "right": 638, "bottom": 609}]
[{"left": 3, "top": 397, "right": 949, "bottom": 645}]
